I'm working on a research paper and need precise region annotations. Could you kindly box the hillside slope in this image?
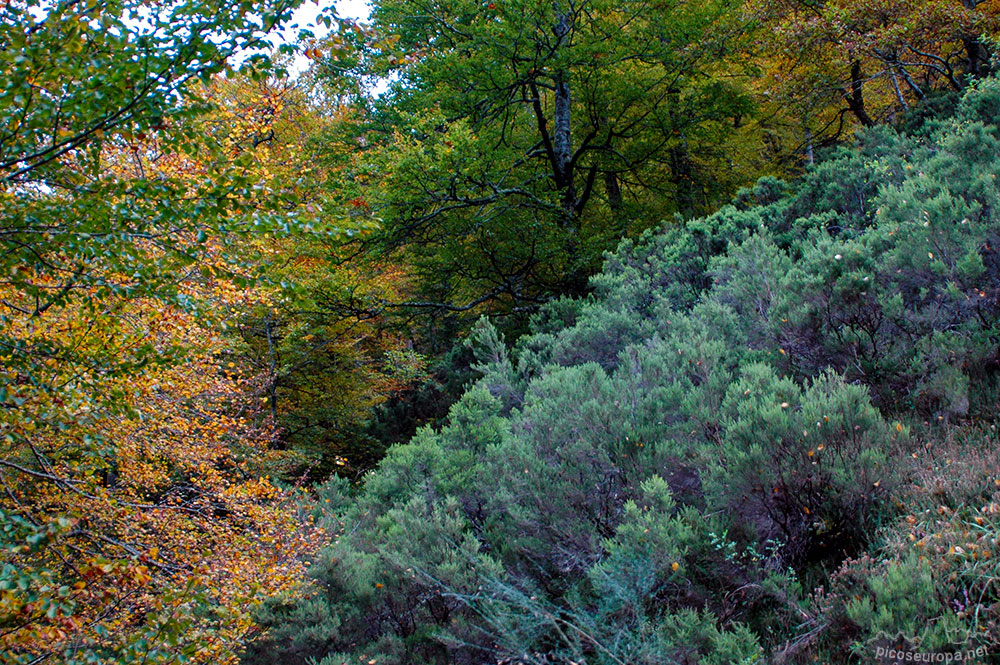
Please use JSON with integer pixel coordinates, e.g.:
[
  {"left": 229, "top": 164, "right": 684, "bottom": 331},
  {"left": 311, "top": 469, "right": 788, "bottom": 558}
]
[{"left": 245, "top": 78, "right": 1000, "bottom": 665}]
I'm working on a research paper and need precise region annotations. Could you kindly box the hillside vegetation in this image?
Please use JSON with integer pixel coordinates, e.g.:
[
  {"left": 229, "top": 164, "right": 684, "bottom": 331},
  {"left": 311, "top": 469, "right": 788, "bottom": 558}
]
[
  {"left": 246, "top": 79, "right": 1000, "bottom": 665},
  {"left": 4, "top": 0, "right": 999, "bottom": 662}
]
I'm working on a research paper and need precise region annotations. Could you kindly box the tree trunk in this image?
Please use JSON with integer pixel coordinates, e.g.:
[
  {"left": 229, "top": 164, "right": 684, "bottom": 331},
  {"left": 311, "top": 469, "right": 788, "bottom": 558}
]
[
  {"left": 264, "top": 313, "right": 279, "bottom": 424},
  {"left": 669, "top": 141, "right": 696, "bottom": 218},
  {"left": 845, "top": 61, "right": 875, "bottom": 127},
  {"left": 604, "top": 171, "right": 623, "bottom": 216},
  {"left": 554, "top": 72, "right": 574, "bottom": 213},
  {"left": 963, "top": 37, "right": 987, "bottom": 78},
  {"left": 958, "top": 0, "right": 987, "bottom": 77},
  {"left": 553, "top": 8, "right": 575, "bottom": 215}
]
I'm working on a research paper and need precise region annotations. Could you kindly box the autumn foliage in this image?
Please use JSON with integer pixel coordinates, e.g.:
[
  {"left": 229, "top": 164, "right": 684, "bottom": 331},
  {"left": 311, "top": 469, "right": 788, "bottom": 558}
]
[
  {"left": 4, "top": 0, "right": 1000, "bottom": 664},
  {"left": 0, "top": 270, "right": 320, "bottom": 664},
  {"left": 754, "top": 0, "right": 999, "bottom": 139}
]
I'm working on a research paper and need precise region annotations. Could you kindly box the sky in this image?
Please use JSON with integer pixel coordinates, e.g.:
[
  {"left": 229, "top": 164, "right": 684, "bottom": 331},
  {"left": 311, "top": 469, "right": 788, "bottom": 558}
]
[{"left": 278, "top": 0, "right": 372, "bottom": 73}]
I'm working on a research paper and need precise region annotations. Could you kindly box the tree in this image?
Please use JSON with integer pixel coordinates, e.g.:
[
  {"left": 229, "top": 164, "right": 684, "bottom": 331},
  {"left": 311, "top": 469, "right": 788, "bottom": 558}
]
[
  {"left": 188, "top": 72, "right": 432, "bottom": 478},
  {"left": 0, "top": 0, "right": 317, "bottom": 432},
  {"left": 323, "top": 0, "right": 759, "bottom": 316},
  {"left": 752, "top": 0, "right": 999, "bottom": 144},
  {"left": 0, "top": 232, "right": 324, "bottom": 663},
  {"left": 0, "top": 1, "right": 343, "bottom": 661}
]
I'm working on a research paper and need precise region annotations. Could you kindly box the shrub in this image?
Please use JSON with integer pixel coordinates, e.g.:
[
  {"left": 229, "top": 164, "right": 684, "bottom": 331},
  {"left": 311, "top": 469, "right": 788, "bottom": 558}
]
[
  {"left": 246, "top": 76, "right": 1000, "bottom": 665},
  {"left": 705, "top": 365, "right": 897, "bottom": 570}
]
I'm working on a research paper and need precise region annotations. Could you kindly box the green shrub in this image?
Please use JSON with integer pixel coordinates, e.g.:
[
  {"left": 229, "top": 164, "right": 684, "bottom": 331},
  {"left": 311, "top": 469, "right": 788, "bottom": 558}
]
[
  {"left": 246, "top": 76, "right": 1000, "bottom": 665},
  {"left": 705, "top": 365, "right": 897, "bottom": 569}
]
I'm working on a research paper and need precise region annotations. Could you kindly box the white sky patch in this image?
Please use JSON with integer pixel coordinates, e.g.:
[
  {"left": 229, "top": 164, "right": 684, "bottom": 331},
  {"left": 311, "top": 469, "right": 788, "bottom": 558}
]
[{"left": 274, "top": 0, "right": 372, "bottom": 74}]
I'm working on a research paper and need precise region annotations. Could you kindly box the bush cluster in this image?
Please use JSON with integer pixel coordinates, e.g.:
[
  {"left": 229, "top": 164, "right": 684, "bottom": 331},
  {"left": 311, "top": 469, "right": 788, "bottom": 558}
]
[{"left": 244, "top": 78, "right": 1000, "bottom": 665}]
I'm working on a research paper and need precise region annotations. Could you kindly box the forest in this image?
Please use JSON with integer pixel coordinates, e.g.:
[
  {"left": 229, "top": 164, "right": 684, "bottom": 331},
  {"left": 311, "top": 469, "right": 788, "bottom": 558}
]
[{"left": 2, "top": 0, "right": 999, "bottom": 663}]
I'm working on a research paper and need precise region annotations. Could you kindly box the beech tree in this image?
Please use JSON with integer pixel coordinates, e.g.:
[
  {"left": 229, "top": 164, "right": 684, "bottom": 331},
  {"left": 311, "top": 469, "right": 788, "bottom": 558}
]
[
  {"left": 328, "top": 0, "right": 758, "bottom": 314},
  {"left": 196, "top": 73, "right": 430, "bottom": 476},
  {"left": 0, "top": 1, "right": 342, "bottom": 662},
  {"left": 753, "top": 0, "right": 998, "bottom": 142}
]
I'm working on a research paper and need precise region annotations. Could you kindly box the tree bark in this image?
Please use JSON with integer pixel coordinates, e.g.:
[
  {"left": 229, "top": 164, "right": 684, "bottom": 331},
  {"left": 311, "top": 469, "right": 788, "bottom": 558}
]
[
  {"left": 845, "top": 61, "right": 875, "bottom": 127},
  {"left": 264, "top": 313, "right": 279, "bottom": 424},
  {"left": 669, "top": 141, "right": 696, "bottom": 218},
  {"left": 554, "top": 71, "right": 574, "bottom": 213},
  {"left": 963, "top": 36, "right": 987, "bottom": 78},
  {"left": 604, "top": 171, "right": 623, "bottom": 216},
  {"left": 957, "top": 2, "right": 988, "bottom": 85},
  {"left": 553, "top": 8, "right": 575, "bottom": 215}
]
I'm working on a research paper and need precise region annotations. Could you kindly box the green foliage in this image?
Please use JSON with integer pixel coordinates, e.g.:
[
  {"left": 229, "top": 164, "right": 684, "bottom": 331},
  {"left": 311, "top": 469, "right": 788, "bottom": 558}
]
[
  {"left": 0, "top": 0, "right": 319, "bottom": 443},
  {"left": 248, "top": 77, "right": 1000, "bottom": 664},
  {"left": 708, "top": 365, "right": 895, "bottom": 567},
  {"left": 328, "top": 0, "right": 773, "bottom": 318},
  {"left": 1, "top": 0, "right": 298, "bottom": 180}
]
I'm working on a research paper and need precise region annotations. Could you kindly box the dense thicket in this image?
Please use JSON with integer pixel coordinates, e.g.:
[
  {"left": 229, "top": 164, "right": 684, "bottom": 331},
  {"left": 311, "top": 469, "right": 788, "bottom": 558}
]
[
  {"left": 246, "top": 77, "right": 1000, "bottom": 665},
  {"left": 292, "top": 0, "right": 998, "bottom": 471},
  {"left": 5, "top": 1, "right": 999, "bottom": 662},
  {"left": 0, "top": 3, "right": 336, "bottom": 661}
]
